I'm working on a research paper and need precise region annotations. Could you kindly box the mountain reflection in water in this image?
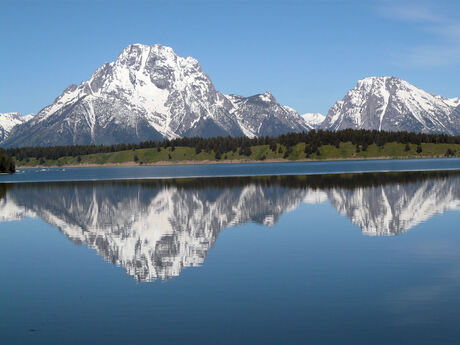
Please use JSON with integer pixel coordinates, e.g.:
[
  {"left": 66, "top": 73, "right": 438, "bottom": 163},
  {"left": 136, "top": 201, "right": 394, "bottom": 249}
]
[{"left": 1, "top": 171, "right": 459, "bottom": 282}]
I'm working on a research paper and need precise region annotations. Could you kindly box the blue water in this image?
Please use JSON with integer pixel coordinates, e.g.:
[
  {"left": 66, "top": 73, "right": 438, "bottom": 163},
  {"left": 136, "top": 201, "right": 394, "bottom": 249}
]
[
  {"left": 1, "top": 158, "right": 460, "bottom": 183},
  {"left": 1, "top": 170, "right": 460, "bottom": 344}
]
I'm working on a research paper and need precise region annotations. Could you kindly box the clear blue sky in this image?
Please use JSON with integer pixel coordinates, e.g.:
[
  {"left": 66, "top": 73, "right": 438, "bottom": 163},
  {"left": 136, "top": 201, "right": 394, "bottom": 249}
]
[{"left": 1, "top": 0, "right": 460, "bottom": 115}]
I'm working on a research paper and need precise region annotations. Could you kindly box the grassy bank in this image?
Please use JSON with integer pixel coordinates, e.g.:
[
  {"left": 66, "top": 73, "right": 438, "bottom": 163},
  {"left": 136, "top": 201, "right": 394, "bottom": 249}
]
[{"left": 14, "top": 141, "right": 460, "bottom": 168}]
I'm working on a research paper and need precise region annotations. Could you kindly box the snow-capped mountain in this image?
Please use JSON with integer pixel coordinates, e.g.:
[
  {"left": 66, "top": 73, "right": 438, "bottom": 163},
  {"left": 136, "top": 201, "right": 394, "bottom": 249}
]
[
  {"left": 2, "top": 173, "right": 460, "bottom": 281},
  {"left": 225, "top": 93, "right": 311, "bottom": 138},
  {"left": 0, "top": 113, "right": 32, "bottom": 142},
  {"left": 301, "top": 113, "right": 325, "bottom": 129},
  {"left": 321, "top": 76, "right": 460, "bottom": 134},
  {"left": 3, "top": 44, "right": 309, "bottom": 147}
]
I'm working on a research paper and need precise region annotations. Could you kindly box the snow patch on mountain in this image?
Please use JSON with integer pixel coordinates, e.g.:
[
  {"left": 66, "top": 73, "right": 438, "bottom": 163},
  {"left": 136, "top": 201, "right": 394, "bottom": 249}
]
[{"left": 301, "top": 113, "right": 325, "bottom": 129}]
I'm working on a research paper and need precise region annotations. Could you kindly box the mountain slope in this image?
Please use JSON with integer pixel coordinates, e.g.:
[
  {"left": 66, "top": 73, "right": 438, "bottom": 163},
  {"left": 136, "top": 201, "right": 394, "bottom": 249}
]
[
  {"left": 225, "top": 93, "right": 311, "bottom": 137},
  {"left": 0, "top": 113, "right": 31, "bottom": 142},
  {"left": 321, "top": 76, "right": 460, "bottom": 134}
]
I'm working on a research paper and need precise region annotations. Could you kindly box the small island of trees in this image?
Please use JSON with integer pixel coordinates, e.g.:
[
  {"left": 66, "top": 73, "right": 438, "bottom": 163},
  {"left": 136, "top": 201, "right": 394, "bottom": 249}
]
[{"left": 0, "top": 148, "right": 15, "bottom": 173}]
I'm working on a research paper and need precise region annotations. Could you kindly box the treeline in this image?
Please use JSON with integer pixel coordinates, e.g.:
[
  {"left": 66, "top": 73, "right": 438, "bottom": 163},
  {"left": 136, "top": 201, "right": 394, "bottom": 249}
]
[
  {"left": 6, "top": 129, "right": 460, "bottom": 161},
  {"left": 0, "top": 148, "right": 15, "bottom": 173},
  {"left": 6, "top": 170, "right": 460, "bottom": 193}
]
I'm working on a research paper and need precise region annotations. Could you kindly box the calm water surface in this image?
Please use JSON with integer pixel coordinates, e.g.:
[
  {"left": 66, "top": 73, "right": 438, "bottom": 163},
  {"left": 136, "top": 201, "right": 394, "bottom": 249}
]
[
  {"left": 1, "top": 158, "right": 460, "bottom": 183},
  {"left": 1, "top": 167, "right": 460, "bottom": 344}
]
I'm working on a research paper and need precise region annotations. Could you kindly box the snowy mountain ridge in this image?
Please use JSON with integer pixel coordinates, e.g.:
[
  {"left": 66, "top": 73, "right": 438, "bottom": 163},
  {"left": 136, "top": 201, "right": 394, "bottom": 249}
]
[
  {"left": 224, "top": 92, "right": 311, "bottom": 138},
  {"left": 301, "top": 113, "right": 325, "bottom": 129},
  {"left": 0, "top": 113, "right": 33, "bottom": 142},
  {"left": 321, "top": 76, "right": 460, "bottom": 134}
]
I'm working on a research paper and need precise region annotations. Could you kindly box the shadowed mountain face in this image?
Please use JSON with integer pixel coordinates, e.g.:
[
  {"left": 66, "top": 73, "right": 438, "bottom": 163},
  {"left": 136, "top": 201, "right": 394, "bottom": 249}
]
[{"left": 1, "top": 172, "right": 460, "bottom": 281}]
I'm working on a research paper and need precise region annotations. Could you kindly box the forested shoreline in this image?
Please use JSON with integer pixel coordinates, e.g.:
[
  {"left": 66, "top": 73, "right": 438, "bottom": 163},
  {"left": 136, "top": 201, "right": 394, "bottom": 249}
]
[{"left": 6, "top": 129, "right": 460, "bottom": 163}]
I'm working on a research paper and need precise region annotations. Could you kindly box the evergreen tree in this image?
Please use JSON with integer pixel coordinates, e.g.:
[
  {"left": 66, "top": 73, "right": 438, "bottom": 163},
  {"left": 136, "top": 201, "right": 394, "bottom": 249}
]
[
  {"left": 445, "top": 148, "right": 455, "bottom": 157},
  {"left": 0, "top": 149, "right": 15, "bottom": 173}
]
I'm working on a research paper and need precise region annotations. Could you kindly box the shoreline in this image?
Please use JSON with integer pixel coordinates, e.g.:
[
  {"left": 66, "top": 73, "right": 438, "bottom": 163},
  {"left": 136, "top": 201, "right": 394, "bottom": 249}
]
[{"left": 16, "top": 155, "right": 455, "bottom": 170}]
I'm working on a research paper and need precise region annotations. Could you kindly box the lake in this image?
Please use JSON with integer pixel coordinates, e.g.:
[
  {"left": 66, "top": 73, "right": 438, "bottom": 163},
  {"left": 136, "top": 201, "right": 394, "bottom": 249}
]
[
  {"left": 1, "top": 161, "right": 460, "bottom": 344},
  {"left": 2, "top": 157, "right": 460, "bottom": 183}
]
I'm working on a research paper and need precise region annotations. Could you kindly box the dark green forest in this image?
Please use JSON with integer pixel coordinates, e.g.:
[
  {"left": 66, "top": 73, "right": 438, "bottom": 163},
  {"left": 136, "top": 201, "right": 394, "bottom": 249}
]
[
  {"left": 0, "top": 148, "right": 15, "bottom": 173},
  {"left": 6, "top": 129, "right": 460, "bottom": 162}
]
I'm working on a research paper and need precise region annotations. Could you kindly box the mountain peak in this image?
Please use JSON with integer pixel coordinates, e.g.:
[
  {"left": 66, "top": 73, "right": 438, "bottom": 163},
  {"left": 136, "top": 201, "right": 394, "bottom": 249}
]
[
  {"left": 116, "top": 43, "right": 200, "bottom": 71},
  {"left": 322, "top": 76, "right": 460, "bottom": 134},
  {"left": 119, "top": 43, "right": 176, "bottom": 58},
  {"left": 225, "top": 91, "right": 309, "bottom": 138},
  {"left": 355, "top": 76, "right": 408, "bottom": 91},
  {"left": 115, "top": 43, "right": 180, "bottom": 72},
  {"left": 258, "top": 91, "right": 276, "bottom": 103},
  {"left": 358, "top": 76, "right": 400, "bottom": 83}
]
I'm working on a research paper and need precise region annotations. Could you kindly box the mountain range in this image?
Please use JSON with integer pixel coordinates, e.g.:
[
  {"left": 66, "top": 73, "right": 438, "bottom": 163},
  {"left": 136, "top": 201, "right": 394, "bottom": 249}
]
[
  {"left": 1, "top": 44, "right": 460, "bottom": 147},
  {"left": 1, "top": 173, "right": 459, "bottom": 281}
]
